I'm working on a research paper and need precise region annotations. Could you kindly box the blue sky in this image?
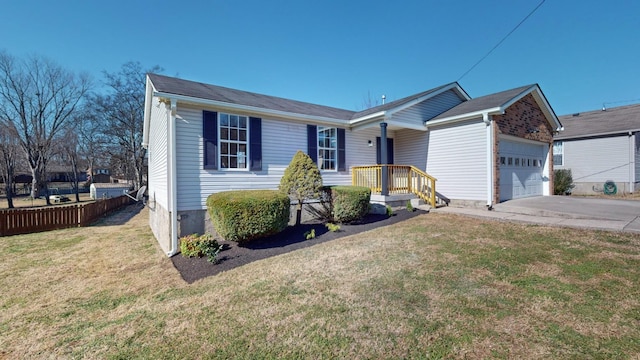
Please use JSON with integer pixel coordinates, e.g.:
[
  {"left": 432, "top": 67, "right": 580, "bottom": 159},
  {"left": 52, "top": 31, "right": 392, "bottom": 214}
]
[{"left": 1, "top": 0, "right": 638, "bottom": 115}]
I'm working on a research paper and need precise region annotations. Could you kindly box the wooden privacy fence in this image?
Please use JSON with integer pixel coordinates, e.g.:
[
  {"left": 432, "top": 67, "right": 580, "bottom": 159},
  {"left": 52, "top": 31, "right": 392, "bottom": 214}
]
[{"left": 0, "top": 195, "right": 132, "bottom": 237}]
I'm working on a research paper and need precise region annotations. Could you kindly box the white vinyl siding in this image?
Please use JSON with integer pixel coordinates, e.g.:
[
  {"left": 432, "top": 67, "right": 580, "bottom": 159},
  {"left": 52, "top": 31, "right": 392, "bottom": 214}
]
[
  {"left": 560, "top": 136, "right": 632, "bottom": 183},
  {"left": 395, "top": 129, "right": 429, "bottom": 170},
  {"left": 392, "top": 90, "right": 465, "bottom": 127},
  {"left": 174, "top": 105, "right": 376, "bottom": 211},
  {"left": 147, "top": 97, "right": 169, "bottom": 209},
  {"left": 426, "top": 119, "right": 487, "bottom": 201}
]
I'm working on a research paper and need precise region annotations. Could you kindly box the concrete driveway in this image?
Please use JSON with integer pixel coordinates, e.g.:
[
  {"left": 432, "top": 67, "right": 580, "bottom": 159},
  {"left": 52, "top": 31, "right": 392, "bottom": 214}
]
[{"left": 437, "top": 196, "right": 640, "bottom": 233}]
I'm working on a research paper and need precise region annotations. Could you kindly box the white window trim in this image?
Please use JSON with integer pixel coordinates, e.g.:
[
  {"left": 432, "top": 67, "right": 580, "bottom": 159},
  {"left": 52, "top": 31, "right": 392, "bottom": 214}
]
[
  {"left": 218, "top": 112, "right": 250, "bottom": 171},
  {"left": 553, "top": 141, "right": 564, "bottom": 166},
  {"left": 318, "top": 126, "right": 338, "bottom": 172}
]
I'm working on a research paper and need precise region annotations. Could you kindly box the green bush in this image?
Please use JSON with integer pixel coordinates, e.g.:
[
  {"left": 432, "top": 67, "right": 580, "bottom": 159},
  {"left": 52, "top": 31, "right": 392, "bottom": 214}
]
[
  {"left": 179, "top": 233, "right": 223, "bottom": 263},
  {"left": 207, "top": 190, "right": 290, "bottom": 244},
  {"left": 554, "top": 169, "right": 575, "bottom": 195},
  {"left": 330, "top": 185, "right": 371, "bottom": 223},
  {"left": 279, "top": 150, "right": 322, "bottom": 224},
  {"left": 308, "top": 185, "right": 371, "bottom": 224}
]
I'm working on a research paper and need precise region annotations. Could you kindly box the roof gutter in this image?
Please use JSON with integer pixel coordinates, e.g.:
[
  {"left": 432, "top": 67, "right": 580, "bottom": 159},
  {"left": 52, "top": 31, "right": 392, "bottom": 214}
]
[{"left": 555, "top": 128, "right": 640, "bottom": 141}]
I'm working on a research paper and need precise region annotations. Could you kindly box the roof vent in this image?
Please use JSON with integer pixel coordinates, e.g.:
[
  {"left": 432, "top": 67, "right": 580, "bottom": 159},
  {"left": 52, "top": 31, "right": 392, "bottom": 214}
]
[
  {"left": 572, "top": 113, "right": 580, "bottom": 117},
  {"left": 381, "top": 95, "right": 386, "bottom": 105}
]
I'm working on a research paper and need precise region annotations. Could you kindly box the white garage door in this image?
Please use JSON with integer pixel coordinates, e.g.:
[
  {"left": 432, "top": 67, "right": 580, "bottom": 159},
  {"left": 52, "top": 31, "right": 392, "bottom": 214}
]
[{"left": 499, "top": 140, "right": 545, "bottom": 201}]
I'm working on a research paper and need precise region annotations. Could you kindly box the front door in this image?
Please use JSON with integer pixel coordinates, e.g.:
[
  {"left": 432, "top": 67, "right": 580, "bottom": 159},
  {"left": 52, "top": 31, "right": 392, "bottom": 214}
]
[{"left": 376, "top": 137, "right": 394, "bottom": 164}]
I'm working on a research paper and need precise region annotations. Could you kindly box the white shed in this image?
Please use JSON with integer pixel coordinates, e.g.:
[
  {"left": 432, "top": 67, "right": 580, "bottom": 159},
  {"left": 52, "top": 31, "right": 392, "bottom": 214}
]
[{"left": 90, "top": 183, "right": 131, "bottom": 200}]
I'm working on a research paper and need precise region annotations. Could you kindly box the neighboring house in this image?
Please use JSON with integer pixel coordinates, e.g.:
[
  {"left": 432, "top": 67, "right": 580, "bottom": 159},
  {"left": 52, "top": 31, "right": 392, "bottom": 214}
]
[
  {"left": 555, "top": 104, "right": 640, "bottom": 194},
  {"left": 47, "top": 165, "right": 88, "bottom": 183},
  {"left": 143, "top": 74, "right": 562, "bottom": 256},
  {"left": 88, "top": 168, "right": 113, "bottom": 183}
]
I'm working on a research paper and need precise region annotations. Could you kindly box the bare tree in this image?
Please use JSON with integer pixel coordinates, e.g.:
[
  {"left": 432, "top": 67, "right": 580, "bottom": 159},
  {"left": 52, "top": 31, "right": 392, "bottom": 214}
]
[
  {"left": 0, "top": 51, "right": 91, "bottom": 204},
  {"left": 59, "top": 126, "right": 82, "bottom": 202},
  {"left": 93, "top": 62, "right": 162, "bottom": 189},
  {"left": 0, "top": 122, "right": 20, "bottom": 208}
]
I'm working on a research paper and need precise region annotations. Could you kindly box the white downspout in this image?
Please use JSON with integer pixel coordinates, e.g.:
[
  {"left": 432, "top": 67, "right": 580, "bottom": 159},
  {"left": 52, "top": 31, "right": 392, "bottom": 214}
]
[
  {"left": 168, "top": 99, "right": 179, "bottom": 256},
  {"left": 484, "top": 113, "right": 494, "bottom": 208},
  {"left": 630, "top": 132, "right": 635, "bottom": 193}
]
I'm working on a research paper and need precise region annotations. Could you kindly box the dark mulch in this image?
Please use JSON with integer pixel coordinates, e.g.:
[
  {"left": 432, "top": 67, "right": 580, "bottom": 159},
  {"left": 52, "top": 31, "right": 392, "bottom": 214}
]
[{"left": 171, "top": 209, "right": 426, "bottom": 283}]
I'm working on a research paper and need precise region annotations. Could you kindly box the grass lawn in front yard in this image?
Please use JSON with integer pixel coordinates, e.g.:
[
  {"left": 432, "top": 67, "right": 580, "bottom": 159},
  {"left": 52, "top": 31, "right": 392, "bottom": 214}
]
[{"left": 1, "top": 207, "right": 639, "bottom": 358}]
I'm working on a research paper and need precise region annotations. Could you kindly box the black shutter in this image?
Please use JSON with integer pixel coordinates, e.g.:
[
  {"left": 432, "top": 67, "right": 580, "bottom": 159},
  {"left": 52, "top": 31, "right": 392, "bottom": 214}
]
[
  {"left": 337, "top": 128, "right": 346, "bottom": 171},
  {"left": 249, "top": 117, "right": 262, "bottom": 171},
  {"left": 307, "top": 125, "right": 317, "bottom": 163},
  {"left": 203, "top": 111, "right": 218, "bottom": 169}
]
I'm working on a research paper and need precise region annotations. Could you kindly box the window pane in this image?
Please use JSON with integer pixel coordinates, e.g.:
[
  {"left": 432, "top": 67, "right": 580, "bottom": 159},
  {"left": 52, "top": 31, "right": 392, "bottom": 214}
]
[
  {"left": 230, "top": 143, "right": 238, "bottom": 155},
  {"left": 239, "top": 116, "right": 247, "bottom": 128},
  {"left": 230, "top": 157, "right": 237, "bottom": 168},
  {"left": 220, "top": 128, "right": 229, "bottom": 140},
  {"left": 230, "top": 128, "right": 238, "bottom": 141},
  {"left": 221, "top": 156, "right": 229, "bottom": 168},
  {"left": 239, "top": 144, "right": 246, "bottom": 153},
  {"left": 230, "top": 115, "right": 238, "bottom": 128},
  {"left": 239, "top": 129, "right": 246, "bottom": 141},
  {"left": 221, "top": 142, "right": 229, "bottom": 155},
  {"left": 220, "top": 113, "right": 229, "bottom": 126}
]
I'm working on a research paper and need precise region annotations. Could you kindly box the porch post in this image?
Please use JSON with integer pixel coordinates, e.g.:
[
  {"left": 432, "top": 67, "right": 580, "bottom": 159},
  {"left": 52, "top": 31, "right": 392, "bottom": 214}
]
[{"left": 380, "top": 122, "right": 388, "bottom": 196}]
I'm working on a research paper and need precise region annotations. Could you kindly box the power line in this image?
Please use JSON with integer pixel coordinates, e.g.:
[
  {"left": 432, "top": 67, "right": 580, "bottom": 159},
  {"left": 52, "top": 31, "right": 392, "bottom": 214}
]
[{"left": 457, "top": 0, "right": 546, "bottom": 81}]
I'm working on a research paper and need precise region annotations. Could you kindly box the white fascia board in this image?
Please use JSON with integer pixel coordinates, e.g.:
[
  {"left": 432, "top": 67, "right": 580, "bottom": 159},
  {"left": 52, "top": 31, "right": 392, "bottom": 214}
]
[
  {"left": 387, "top": 120, "right": 430, "bottom": 131},
  {"left": 142, "top": 76, "right": 155, "bottom": 148},
  {"left": 349, "top": 111, "right": 386, "bottom": 126},
  {"left": 425, "top": 108, "right": 500, "bottom": 128},
  {"left": 555, "top": 128, "right": 640, "bottom": 141},
  {"left": 153, "top": 91, "right": 350, "bottom": 127}
]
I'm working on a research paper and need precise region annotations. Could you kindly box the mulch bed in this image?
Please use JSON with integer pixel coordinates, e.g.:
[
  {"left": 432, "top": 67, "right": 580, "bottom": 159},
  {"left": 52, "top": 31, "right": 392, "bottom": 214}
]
[{"left": 171, "top": 209, "right": 426, "bottom": 283}]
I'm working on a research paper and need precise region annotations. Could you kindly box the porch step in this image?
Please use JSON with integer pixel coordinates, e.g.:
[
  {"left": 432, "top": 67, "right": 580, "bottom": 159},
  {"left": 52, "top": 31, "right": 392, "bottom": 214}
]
[{"left": 369, "top": 194, "right": 431, "bottom": 214}]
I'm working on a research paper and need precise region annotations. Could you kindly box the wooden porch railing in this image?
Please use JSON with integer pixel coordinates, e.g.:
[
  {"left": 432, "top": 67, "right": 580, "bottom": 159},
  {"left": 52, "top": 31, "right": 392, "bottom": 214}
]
[{"left": 352, "top": 165, "right": 438, "bottom": 207}]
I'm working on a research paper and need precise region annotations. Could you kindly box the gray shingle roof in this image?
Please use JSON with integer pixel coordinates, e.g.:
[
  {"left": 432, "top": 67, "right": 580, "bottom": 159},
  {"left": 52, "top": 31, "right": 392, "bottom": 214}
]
[
  {"left": 148, "top": 73, "right": 357, "bottom": 120},
  {"left": 556, "top": 104, "right": 640, "bottom": 139},
  {"left": 431, "top": 84, "right": 535, "bottom": 121},
  {"left": 351, "top": 83, "right": 459, "bottom": 118},
  {"left": 148, "top": 74, "right": 460, "bottom": 121}
]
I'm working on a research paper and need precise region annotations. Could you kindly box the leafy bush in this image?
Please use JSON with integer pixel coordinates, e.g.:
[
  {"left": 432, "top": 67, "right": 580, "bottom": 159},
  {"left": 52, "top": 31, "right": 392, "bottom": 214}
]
[
  {"left": 304, "top": 229, "right": 316, "bottom": 240},
  {"left": 330, "top": 186, "right": 371, "bottom": 223},
  {"left": 554, "top": 169, "right": 575, "bottom": 195},
  {"left": 207, "top": 190, "right": 290, "bottom": 244},
  {"left": 308, "top": 185, "right": 371, "bottom": 224},
  {"left": 279, "top": 151, "right": 322, "bottom": 224},
  {"left": 326, "top": 223, "right": 341, "bottom": 232},
  {"left": 406, "top": 200, "right": 414, "bottom": 212},
  {"left": 386, "top": 205, "right": 393, "bottom": 216},
  {"left": 179, "top": 233, "right": 223, "bottom": 263}
]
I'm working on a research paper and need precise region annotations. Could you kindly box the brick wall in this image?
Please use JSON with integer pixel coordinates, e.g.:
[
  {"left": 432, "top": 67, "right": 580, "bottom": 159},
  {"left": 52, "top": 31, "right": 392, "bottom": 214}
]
[{"left": 491, "top": 94, "right": 555, "bottom": 203}]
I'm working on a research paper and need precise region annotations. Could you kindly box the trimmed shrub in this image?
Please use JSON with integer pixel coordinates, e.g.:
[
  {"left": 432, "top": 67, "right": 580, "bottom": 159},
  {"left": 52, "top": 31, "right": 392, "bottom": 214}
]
[
  {"left": 329, "top": 185, "right": 371, "bottom": 223},
  {"left": 179, "top": 233, "right": 223, "bottom": 263},
  {"left": 207, "top": 190, "right": 290, "bottom": 244},
  {"left": 308, "top": 185, "right": 371, "bottom": 224},
  {"left": 554, "top": 169, "right": 575, "bottom": 195}
]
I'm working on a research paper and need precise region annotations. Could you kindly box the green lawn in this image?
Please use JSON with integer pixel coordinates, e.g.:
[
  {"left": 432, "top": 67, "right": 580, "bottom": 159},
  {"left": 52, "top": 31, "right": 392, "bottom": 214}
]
[{"left": 1, "top": 207, "right": 639, "bottom": 359}]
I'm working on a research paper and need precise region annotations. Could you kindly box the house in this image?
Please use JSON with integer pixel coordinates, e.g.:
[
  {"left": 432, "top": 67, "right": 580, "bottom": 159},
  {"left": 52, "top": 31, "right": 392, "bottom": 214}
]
[
  {"left": 143, "top": 74, "right": 562, "bottom": 256},
  {"left": 555, "top": 104, "right": 640, "bottom": 194},
  {"left": 88, "top": 167, "right": 113, "bottom": 184}
]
